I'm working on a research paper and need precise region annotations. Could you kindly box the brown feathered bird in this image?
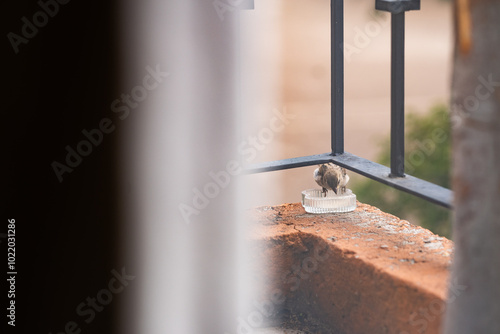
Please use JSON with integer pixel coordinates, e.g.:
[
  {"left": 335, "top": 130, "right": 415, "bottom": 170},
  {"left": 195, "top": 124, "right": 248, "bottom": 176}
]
[{"left": 313, "top": 163, "right": 349, "bottom": 196}]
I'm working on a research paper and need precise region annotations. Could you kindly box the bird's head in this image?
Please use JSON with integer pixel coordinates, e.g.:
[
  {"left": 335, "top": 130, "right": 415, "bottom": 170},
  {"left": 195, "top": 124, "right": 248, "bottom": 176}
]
[
  {"left": 322, "top": 164, "right": 342, "bottom": 194},
  {"left": 332, "top": 182, "right": 340, "bottom": 194},
  {"left": 318, "top": 164, "right": 329, "bottom": 174},
  {"left": 330, "top": 178, "right": 340, "bottom": 194}
]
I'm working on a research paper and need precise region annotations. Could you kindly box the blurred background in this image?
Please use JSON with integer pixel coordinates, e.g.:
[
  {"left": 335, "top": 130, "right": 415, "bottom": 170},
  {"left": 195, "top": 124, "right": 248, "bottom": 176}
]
[
  {"left": 244, "top": 0, "right": 453, "bottom": 237},
  {"left": 3, "top": 0, "right": 454, "bottom": 333}
]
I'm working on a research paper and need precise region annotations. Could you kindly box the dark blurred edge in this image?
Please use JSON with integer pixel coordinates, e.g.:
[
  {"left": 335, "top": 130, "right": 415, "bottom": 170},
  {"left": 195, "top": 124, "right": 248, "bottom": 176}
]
[{"left": 2, "top": 0, "right": 121, "bottom": 333}]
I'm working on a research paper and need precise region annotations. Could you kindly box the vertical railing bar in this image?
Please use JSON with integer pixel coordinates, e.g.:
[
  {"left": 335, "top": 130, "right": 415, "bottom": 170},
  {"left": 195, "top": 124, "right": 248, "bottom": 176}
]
[
  {"left": 331, "top": 0, "right": 344, "bottom": 154},
  {"left": 390, "top": 11, "right": 405, "bottom": 177}
]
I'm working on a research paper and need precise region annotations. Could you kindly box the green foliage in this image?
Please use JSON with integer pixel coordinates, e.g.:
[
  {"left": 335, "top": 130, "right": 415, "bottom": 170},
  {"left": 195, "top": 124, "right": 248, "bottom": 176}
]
[{"left": 353, "top": 105, "right": 452, "bottom": 238}]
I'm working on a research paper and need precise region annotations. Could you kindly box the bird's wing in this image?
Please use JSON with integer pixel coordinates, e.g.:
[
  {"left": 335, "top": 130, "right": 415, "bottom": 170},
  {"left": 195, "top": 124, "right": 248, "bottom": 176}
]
[
  {"left": 340, "top": 174, "right": 350, "bottom": 188},
  {"left": 313, "top": 168, "right": 323, "bottom": 187}
]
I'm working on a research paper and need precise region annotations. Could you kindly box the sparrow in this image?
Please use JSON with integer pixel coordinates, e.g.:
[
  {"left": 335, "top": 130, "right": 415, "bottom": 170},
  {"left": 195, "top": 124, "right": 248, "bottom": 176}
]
[{"left": 313, "top": 163, "right": 349, "bottom": 196}]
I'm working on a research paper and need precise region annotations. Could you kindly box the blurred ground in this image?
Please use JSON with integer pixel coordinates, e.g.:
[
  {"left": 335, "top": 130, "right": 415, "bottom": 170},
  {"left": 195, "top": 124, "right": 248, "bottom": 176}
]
[{"left": 241, "top": 0, "right": 452, "bottom": 208}]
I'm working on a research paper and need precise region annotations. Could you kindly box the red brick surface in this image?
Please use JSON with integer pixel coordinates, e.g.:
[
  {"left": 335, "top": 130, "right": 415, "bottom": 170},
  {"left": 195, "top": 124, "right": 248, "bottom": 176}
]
[{"left": 249, "top": 202, "right": 454, "bottom": 334}]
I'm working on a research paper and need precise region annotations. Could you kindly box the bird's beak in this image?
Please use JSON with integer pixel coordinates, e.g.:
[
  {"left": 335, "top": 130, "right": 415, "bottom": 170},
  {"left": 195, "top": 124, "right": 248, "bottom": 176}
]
[{"left": 333, "top": 187, "right": 338, "bottom": 194}]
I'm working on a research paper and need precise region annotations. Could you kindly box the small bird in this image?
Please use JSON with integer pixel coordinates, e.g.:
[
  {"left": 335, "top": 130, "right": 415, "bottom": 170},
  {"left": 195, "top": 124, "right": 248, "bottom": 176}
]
[{"left": 313, "top": 163, "right": 349, "bottom": 196}]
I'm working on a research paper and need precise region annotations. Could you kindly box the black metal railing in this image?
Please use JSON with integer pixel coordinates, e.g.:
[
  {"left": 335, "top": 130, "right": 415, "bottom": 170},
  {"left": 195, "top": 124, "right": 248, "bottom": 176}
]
[{"left": 245, "top": 0, "right": 453, "bottom": 209}]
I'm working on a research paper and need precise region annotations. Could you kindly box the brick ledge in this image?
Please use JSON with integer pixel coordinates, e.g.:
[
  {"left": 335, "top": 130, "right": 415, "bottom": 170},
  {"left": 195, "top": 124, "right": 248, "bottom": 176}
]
[{"left": 249, "top": 202, "right": 454, "bottom": 334}]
